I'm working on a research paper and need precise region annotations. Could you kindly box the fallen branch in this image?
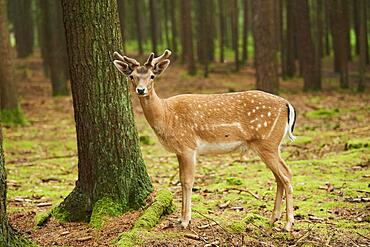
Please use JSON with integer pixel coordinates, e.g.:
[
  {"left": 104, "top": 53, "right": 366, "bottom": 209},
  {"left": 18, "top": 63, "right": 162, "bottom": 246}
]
[{"left": 225, "top": 187, "right": 260, "bottom": 200}]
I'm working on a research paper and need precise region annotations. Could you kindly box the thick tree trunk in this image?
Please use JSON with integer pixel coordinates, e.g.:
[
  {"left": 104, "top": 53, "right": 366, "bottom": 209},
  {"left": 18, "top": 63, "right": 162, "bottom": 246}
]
[
  {"left": 181, "top": 0, "right": 196, "bottom": 75},
  {"left": 218, "top": 0, "right": 225, "bottom": 63},
  {"left": 117, "top": 0, "right": 127, "bottom": 54},
  {"left": 149, "top": 0, "right": 158, "bottom": 55},
  {"left": 252, "top": 0, "right": 279, "bottom": 94},
  {"left": 293, "top": 0, "right": 321, "bottom": 91},
  {"left": 59, "top": 0, "right": 153, "bottom": 223},
  {"left": 11, "top": 0, "right": 34, "bottom": 58},
  {"left": 134, "top": 0, "right": 144, "bottom": 55},
  {"left": 0, "top": 0, "right": 24, "bottom": 125},
  {"left": 231, "top": 0, "right": 239, "bottom": 71}
]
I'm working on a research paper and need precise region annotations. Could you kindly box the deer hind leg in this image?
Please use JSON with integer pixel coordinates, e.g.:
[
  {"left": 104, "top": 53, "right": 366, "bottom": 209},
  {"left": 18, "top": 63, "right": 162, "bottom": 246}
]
[
  {"left": 177, "top": 151, "right": 196, "bottom": 229},
  {"left": 254, "top": 145, "right": 294, "bottom": 231},
  {"left": 270, "top": 173, "right": 284, "bottom": 225}
]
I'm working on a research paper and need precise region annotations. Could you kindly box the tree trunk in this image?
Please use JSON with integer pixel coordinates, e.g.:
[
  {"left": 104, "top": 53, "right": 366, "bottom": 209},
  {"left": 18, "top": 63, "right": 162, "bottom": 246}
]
[
  {"left": 196, "top": 0, "right": 209, "bottom": 77},
  {"left": 41, "top": 0, "right": 69, "bottom": 96},
  {"left": 181, "top": 0, "right": 196, "bottom": 75},
  {"left": 134, "top": 0, "right": 144, "bottom": 55},
  {"left": 293, "top": 0, "right": 321, "bottom": 91},
  {"left": 11, "top": 0, "right": 34, "bottom": 58},
  {"left": 252, "top": 0, "right": 279, "bottom": 94},
  {"left": 357, "top": 0, "right": 366, "bottom": 92},
  {"left": 231, "top": 0, "right": 239, "bottom": 71},
  {"left": 324, "top": 2, "right": 331, "bottom": 56},
  {"left": 285, "top": 0, "right": 296, "bottom": 78},
  {"left": 242, "top": 0, "right": 248, "bottom": 64},
  {"left": 328, "top": 0, "right": 341, "bottom": 73},
  {"left": 59, "top": 0, "right": 153, "bottom": 224},
  {"left": 149, "top": 0, "right": 158, "bottom": 55},
  {"left": 117, "top": 0, "right": 127, "bottom": 54},
  {"left": 0, "top": 0, "right": 24, "bottom": 125},
  {"left": 163, "top": 0, "right": 171, "bottom": 50},
  {"left": 218, "top": 0, "right": 226, "bottom": 63},
  {"left": 169, "top": 0, "right": 178, "bottom": 56}
]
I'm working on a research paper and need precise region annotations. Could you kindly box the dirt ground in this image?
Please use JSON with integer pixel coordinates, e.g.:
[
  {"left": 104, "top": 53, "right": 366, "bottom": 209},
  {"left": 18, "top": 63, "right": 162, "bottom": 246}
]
[{"left": 3, "top": 53, "right": 370, "bottom": 246}]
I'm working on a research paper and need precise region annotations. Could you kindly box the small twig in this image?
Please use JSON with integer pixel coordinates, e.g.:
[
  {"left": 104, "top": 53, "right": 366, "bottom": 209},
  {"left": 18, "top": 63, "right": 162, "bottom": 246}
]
[
  {"left": 226, "top": 187, "right": 260, "bottom": 200},
  {"left": 292, "top": 226, "right": 314, "bottom": 247},
  {"left": 356, "top": 231, "right": 370, "bottom": 241},
  {"left": 325, "top": 233, "right": 334, "bottom": 246},
  {"left": 190, "top": 228, "right": 208, "bottom": 244},
  {"left": 193, "top": 210, "right": 229, "bottom": 234}
]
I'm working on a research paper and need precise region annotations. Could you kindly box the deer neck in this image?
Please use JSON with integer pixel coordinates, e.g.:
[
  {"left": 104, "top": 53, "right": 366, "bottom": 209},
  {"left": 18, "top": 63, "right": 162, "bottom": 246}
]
[{"left": 139, "top": 88, "right": 166, "bottom": 130}]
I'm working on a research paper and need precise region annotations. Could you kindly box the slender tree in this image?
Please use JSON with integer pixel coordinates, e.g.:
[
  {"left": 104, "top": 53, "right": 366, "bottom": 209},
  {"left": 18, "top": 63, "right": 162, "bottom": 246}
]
[
  {"left": 181, "top": 0, "right": 196, "bottom": 75},
  {"left": 242, "top": 0, "right": 249, "bottom": 63},
  {"left": 39, "top": 0, "right": 69, "bottom": 96},
  {"left": 357, "top": 0, "right": 367, "bottom": 92},
  {"left": 10, "top": 0, "right": 34, "bottom": 58},
  {"left": 218, "top": 0, "right": 226, "bottom": 63},
  {"left": 163, "top": 0, "right": 171, "bottom": 50},
  {"left": 196, "top": 0, "right": 209, "bottom": 77},
  {"left": 231, "top": 0, "right": 240, "bottom": 71},
  {"left": 293, "top": 0, "right": 321, "bottom": 91},
  {"left": 134, "top": 0, "right": 144, "bottom": 55},
  {"left": 58, "top": 0, "right": 153, "bottom": 223},
  {"left": 169, "top": 0, "right": 178, "bottom": 56},
  {"left": 117, "top": 0, "right": 127, "bottom": 54},
  {"left": 252, "top": 0, "right": 279, "bottom": 94},
  {"left": 0, "top": 0, "right": 25, "bottom": 124},
  {"left": 284, "top": 0, "right": 296, "bottom": 78},
  {"left": 149, "top": 0, "right": 158, "bottom": 55}
]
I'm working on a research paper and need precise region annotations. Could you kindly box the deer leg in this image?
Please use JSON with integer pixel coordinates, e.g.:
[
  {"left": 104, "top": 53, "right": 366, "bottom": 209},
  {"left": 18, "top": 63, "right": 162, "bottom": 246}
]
[
  {"left": 270, "top": 173, "right": 284, "bottom": 225},
  {"left": 177, "top": 151, "right": 196, "bottom": 229},
  {"left": 254, "top": 146, "right": 294, "bottom": 231},
  {"left": 278, "top": 157, "right": 294, "bottom": 232}
]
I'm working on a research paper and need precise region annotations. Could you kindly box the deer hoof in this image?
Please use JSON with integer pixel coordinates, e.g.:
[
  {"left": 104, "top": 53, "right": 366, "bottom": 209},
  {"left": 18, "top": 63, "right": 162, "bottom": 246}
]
[
  {"left": 283, "top": 221, "right": 294, "bottom": 232},
  {"left": 180, "top": 219, "right": 191, "bottom": 229}
]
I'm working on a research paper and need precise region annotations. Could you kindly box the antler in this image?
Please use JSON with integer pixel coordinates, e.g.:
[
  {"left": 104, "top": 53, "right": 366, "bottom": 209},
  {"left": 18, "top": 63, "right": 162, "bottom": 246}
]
[
  {"left": 113, "top": 52, "right": 140, "bottom": 69},
  {"left": 144, "top": 50, "right": 172, "bottom": 68}
]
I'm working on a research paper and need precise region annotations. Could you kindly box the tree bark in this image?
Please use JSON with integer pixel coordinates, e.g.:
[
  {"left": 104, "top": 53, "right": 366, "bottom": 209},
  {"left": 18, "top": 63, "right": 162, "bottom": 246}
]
[
  {"left": 252, "top": 0, "right": 279, "bottom": 94},
  {"left": 163, "top": 0, "right": 171, "bottom": 50},
  {"left": 0, "top": 0, "right": 25, "bottom": 125},
  {"left": 59, "top": 0, "right": 153, "bottom": 223},
  {"left": 218, "top": 0, "right": 226, "bottom": 63},
  {"left": 196, "top": 0, "right": 209, "bottom": 77},
  {"left": 149, "top": 0, "right": 158, "bottom": 55},
  {"left": 181, "top": 0, "right": 196, "bottom": 75},
  {"left": 11, "top": 0, "right": 34, "bottom": 58},
  {"left": 231, "top": 0, "right": 240, "bottom": 71},
  {"left": 293, "top": 0, "right": 321, "bottom": 91}
]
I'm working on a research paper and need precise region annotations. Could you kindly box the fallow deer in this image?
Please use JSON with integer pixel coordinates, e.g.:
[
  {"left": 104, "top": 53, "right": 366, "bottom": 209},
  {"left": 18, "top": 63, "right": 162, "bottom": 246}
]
[{"left": 113, "top": 50, "right": 297, "bottom": 232}]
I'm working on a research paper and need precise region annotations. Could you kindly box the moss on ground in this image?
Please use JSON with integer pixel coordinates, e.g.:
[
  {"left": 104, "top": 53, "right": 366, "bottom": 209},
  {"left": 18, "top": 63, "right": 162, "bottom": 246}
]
[
  {"left": 117, "top": 190, "right": 174, "bottom": 247},
  {"left": 90, "top": 197, "right": 125, "bottom": 228}
]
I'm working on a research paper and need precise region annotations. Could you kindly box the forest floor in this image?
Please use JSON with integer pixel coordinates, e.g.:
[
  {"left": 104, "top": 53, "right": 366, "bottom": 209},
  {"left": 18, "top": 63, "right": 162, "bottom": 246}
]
[{"left": 3, "top": 54, "right": 370, "bottom": 246}]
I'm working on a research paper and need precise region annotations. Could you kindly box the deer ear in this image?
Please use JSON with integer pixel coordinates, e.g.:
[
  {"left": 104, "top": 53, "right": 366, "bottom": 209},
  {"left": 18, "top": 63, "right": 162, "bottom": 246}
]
[
  {"left": 153, "top": 59, "right": 170, "bottom": 75},
  {"left": 113, "top": 60, "right": 132, "bottom": 75}
]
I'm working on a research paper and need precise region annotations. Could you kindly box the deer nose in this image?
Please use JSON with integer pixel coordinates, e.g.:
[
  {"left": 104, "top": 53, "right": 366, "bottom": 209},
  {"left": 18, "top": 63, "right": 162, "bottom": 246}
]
[{"left": 137, "top": 88, "right": 145, "bottom": 95}]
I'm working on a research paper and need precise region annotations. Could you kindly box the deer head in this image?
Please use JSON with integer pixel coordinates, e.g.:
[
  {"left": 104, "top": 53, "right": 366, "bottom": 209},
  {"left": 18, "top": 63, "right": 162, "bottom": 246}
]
[{"left": 113, "top": 50, "right": 171, "bottom": 97}]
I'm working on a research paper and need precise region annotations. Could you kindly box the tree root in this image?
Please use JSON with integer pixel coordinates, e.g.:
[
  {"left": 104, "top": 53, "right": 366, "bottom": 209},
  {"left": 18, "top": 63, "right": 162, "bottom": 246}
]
[{"left": 117, "top": 189, "right": 175, "bottom": 247}]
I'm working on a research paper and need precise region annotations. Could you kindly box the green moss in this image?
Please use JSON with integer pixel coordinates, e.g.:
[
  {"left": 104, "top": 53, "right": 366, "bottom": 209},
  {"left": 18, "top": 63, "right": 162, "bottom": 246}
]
[
  {"left": 139, "top": 134, "right": 156, "bottom": 145},
  {"left": 117, "top": 229, "right": 140, "bottom": 247},
  {"left": 52, "top": 206, "right": 71, "bottom": 222},
  {"left": 345, "top": 138, "right": 370, "bottom": 150},
  {"left": 90, "top": 197, "right": 124, "bottom": 228},
  {"left": 35, "top": 209, "right": 53, "bottom": 226},
  {"left": 228, "top": 213, "right": 269, "bottom": 233},
  {"left": 226, "top": 177, "right": 243, "bottom": 186},
  {"left": 0, "top": 107, "right": 27, "bottom": 126},
  {"left": 133, "top": 190, "right": 174, "bottom": 229},
  {"left": 305, "top": 108, "right": 340, "bottom": 119},
  {"left": 294, "top": 136, "right": 313, "bottom": 144}
]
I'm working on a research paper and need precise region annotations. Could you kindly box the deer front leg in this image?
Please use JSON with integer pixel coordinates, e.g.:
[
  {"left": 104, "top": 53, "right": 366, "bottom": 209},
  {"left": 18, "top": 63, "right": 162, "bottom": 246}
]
[{"left": 177, "top": 151, "right": 196, "bottom": 229}]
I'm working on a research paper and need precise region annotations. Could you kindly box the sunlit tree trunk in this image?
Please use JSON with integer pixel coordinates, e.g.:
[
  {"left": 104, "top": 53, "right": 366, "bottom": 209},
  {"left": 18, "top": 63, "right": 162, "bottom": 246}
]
[{"left": 59, "top": 0, "right": 153, "bottom": 223}]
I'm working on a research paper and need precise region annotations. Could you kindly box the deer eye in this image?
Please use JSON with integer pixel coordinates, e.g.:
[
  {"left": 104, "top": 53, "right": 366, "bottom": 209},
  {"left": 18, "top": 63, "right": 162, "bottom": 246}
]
[
  {"left": 129, "top": 75, "right": 134, "bottom": 80},
  {"left": 150, "top": 75, "right": 155, "bottom": 80}
]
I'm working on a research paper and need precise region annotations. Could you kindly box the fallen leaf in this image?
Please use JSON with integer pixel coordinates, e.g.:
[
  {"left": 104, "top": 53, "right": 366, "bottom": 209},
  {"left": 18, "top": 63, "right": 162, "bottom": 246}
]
[{"left": 184, "top": 233, "right": 200, "bottom": 240}]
